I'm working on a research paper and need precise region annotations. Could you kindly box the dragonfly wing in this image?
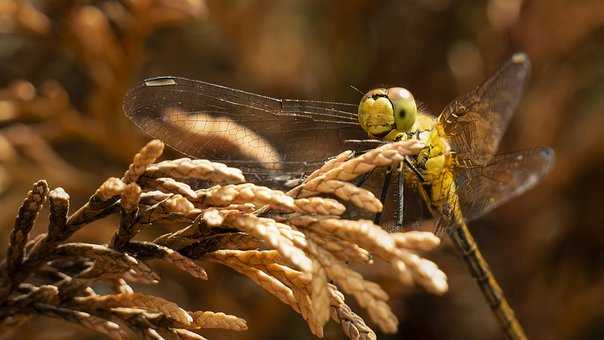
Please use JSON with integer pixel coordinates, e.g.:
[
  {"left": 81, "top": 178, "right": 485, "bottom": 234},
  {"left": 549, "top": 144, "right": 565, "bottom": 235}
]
[
  {"left": 123, "top": 76, "right": 368, "bottom": 170},
  {"left": 455, "top": 147, "right": 554, "bottom": 221},
  {"left": 228, "top": 160, "right": 325, "bottom": 188},
  {"left": 438, "top": 53, "right": 531, "bottom": 165}
]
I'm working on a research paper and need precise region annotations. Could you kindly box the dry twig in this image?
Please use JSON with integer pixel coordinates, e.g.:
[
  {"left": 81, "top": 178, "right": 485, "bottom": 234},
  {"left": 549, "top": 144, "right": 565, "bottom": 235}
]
[{"left": 0, "top": 139, "right": 447, "bottom": 339}]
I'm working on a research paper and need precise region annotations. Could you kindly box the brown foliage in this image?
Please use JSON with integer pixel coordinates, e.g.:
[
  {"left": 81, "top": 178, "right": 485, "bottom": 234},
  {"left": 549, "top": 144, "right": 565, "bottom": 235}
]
[
  {"left": 0, "top": 139, "right": 447, "bottom": 339},
  {"left": 1, "top": 1, "right": 601, "bottom": 339}
]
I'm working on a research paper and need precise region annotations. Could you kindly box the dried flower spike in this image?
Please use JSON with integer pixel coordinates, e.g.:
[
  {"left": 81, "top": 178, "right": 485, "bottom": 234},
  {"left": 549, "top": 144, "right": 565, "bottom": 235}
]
[
  {"left": 122, "top": 139, "right": 164, "bottom": 184},
  {"left": 6, "top": 180, "right": 49, "bottom": 275},
  {"left": 0, "top": 130, "right": 449, "bottom": 340}
]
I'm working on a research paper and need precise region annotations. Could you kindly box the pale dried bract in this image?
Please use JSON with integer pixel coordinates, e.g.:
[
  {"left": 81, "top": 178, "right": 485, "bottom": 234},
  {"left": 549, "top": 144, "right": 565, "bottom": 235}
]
[
  {"left": 144, "top": 158, "right": 244, "bottom": 184},
  {"left": 190, "top": 311, "right": 247, "bottom": 331},
  {"left": 0, "top": 137, "right": 449, "bottom": 340},
  {"left": 197, "top": 183, "right": 295, "bottom": 210},
  {"left": 122, "top": 139, "right": 164, "bottom": 184}
]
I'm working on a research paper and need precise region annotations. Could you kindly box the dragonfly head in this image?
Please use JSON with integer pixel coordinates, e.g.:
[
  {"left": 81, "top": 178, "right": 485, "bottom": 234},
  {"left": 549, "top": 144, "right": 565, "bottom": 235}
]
[{"left": 358, "top": 87, "right": 417, "bottom": 138}]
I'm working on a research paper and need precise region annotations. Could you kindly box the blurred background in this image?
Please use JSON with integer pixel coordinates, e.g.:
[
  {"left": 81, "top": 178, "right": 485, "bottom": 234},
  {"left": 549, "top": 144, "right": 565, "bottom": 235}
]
[{"left": 0, "top": 0, "right": 603, "bottom": 339}]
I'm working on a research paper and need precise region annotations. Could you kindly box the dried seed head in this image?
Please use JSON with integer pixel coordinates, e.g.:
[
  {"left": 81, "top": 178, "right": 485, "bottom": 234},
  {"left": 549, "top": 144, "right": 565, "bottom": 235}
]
[
  {"left": 304, "top": 140, "right": 423, "bottom": 185},
  {"left": 306, "top": 231, "right": 371, "bottom": 264},
  {"left": 294, "top": 197, "right": 346, "bottom": 215},
  {"left": 220, "top": 212, "right": 313, "bottom": 272},
  {"left": 123, "top": 139, "right": 165, "bottom": 184},
  {"left": 202, "top": 208, "right": 224, "bottom": 227},
  {"left": 75, "top": 293, "right": 192, "bottom": 324},
  {"left": 198, "top": 184, "right": 294, "bottom": 210},
  {"left": 120, "top": 183, "right": 141, "bottom": 212},
  {"left": 301, "top": 180, "right": 382, "bottom": 213},
  {"left": 96, "top": 177, "right": 125, "bottom": 201},
  {"left": 211, "top": 252, "right": 298, "bottom": 310},
  {"left": 145, "top": 158, "right": 244, "bottom": 184},
  {"left": 143, "top": 177, "right": 197, "bottom": 200},
  {"left": 391, "top": 231, "right": 441, "bottom": 251},
  {"left": 307, "top": 240, "right": 398, "bottom": 333},
  {"left": 305, "top": 150, "right": 354, "bottom": 182},
  {"left": 161, "top": 194, "right": 195, "bottom": 214},
  {"left": 7, "top": 180, "right": 49, "bottom": 273},
  {"left": 329, "top": 285, "right": 377, "bottom": 340},
  {"left": 139, "top": 190, "right": 173, "bottom": 206},
  {"left": 48, "top": 187, "right": 70, "bottom": 237},
  {"left": 190, "top": 311, "right": 247, "bottom": 331}
]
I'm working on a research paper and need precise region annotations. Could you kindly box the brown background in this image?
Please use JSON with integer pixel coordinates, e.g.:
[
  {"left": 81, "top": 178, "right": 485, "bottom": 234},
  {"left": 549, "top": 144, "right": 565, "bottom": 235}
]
[{"left": 0, "top": 1, "right": 603, "bottom": 339}]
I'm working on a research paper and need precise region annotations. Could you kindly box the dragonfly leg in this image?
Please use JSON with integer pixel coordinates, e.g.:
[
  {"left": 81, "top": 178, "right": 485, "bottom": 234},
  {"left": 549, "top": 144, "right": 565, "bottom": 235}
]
[
  {"left": 374, "top": 166, "right": 393, "bottom": 226},
  {"left": 434, "top": 215, "right": 449, "bottom": 237},
  {"left": 402, "top": 156, "right": 431, "bottom": 229},
  {"left": 404, "top": 156, "right": 425, "bottom": 182},
  {"left": 393, "top": 162, "right": 405, "bottom": 231},
  {"left": 355, "top": 168, "right": 374, "bottom": 187},
  {"left": 404, "top": 180, "right": 426, "bottom": 229},
  {"left": 344, "top": 139, "right": 386, "bottom": 148}
]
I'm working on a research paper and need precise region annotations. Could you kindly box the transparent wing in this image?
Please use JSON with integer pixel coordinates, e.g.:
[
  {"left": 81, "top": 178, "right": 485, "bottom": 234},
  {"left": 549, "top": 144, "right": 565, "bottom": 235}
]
[
  {"left": 123, "top": 76, "right": 368, "bottom": 179},
  {"left": 454, "top": 147, "right": 554, "bottom": 221},
  {"left": 231, "top": 159, "right": 325, "bottom": 188},
  {"left": 438, "top": 53, "right": 531, "bottom": 165}
]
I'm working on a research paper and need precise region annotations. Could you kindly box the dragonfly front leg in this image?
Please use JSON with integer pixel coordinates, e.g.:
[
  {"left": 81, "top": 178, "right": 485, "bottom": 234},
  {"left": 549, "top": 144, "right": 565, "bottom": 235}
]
[
  {"left": 404, "top": 156, "right": 425, "bottom": 182},
  {"left": 355, "top": 168, "right": 374, "bottom": 187},
  {"left": 373, "top": 166, "right": 393, "bottom": 226},
  {"left": 393, "top": 162, "right": 405, "bottom": 231}
]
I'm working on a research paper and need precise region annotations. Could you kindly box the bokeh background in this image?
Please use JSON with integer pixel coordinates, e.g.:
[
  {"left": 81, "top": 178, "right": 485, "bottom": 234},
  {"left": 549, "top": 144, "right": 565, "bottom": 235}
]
[{"left": 1, "top": 0, "right": 603, "bottom": 339}]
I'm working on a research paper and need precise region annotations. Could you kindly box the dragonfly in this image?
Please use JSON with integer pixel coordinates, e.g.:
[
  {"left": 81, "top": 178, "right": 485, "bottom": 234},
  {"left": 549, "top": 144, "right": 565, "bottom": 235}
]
[{"left": 123, "top": 52, "right": 553, "bottom": 340}]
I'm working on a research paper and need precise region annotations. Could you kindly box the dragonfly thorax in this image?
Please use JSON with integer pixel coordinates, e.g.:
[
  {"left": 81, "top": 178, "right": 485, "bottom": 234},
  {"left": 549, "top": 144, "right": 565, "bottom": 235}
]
[
  {"left": 418, "top": 132, "right": 452, "bottom": 182},
  {"left": 358, "top": 87, "right": 417, "bottom": 140}
]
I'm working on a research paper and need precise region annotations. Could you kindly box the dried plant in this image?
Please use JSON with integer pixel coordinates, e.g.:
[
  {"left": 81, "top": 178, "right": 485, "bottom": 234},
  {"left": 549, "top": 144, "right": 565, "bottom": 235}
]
[
  {"left": 0, "top": 0, "right": 207, "bottom": 199},
  {"left": 0, "top": 139, "right": 447, "bottom": 339},
  {"left": 0, "top": 1, "right": 601, "bottom": 339}
]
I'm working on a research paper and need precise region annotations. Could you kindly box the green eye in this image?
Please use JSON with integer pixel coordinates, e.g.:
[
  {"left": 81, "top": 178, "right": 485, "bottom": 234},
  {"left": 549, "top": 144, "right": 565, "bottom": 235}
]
[{"left": 387, "top": 87, "right": 417, "bottom": 132}]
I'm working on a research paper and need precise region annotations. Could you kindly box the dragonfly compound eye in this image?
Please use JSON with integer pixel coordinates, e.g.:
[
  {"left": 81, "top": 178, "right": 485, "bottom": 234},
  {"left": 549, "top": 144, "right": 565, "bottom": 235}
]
[
  {"left": 387, "top": 87, "right": 417, "bottom": 133},
  {"left": 357, "top": 88, "right": 396, "bottom": 138}
]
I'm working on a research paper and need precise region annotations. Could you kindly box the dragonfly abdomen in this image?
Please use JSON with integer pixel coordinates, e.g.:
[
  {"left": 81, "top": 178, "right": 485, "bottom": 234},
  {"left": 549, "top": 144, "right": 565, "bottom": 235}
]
[{"left": 444, "top": 197, "right": 528, "bottom": 340}]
